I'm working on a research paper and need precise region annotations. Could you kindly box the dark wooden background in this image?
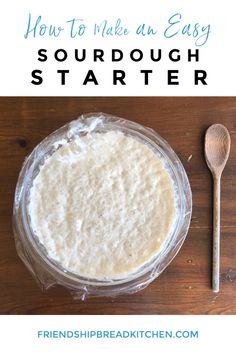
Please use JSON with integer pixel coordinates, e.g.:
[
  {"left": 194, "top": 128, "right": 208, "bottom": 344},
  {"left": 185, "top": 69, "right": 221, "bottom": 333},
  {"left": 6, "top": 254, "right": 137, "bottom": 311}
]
[{"left": 0, "top": 96, "right": 236, "bottom": 314}]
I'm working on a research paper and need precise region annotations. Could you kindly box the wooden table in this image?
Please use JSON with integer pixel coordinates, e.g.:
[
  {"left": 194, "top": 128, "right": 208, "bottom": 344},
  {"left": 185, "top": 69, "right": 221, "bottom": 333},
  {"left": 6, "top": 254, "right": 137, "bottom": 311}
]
[{"left": 0, "top": 96, "right": 236, "bottom": 314}]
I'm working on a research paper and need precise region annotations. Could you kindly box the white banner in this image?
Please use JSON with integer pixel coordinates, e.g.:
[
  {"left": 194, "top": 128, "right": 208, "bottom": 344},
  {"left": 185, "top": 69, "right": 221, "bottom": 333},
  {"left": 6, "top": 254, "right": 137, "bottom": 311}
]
[
  {"left": 0, "top": 0, "right": 235, "bottom": 95},
  {"left": 0, "top": 315, "right": 235, "bottom": 353}
]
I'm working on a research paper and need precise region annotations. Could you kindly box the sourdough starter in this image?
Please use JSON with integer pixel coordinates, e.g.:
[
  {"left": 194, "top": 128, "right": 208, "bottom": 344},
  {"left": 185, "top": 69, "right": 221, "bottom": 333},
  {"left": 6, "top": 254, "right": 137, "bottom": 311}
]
[{"left": 28, "top": 131, "right": 177, "bottom": 279}]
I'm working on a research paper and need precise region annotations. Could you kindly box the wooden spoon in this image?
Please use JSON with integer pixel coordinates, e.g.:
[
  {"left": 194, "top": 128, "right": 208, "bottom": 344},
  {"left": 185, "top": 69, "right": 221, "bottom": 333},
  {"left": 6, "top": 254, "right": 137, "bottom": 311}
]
[{"left": 205, "top": 124, "right": 231, "bottom": 292}]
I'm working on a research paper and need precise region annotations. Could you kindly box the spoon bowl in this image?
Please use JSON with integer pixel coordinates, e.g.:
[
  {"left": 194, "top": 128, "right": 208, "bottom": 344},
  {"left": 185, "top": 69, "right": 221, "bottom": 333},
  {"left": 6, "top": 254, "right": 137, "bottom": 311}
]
[{"left": 205, "top": 124, "right": 231, "bottom": 176}]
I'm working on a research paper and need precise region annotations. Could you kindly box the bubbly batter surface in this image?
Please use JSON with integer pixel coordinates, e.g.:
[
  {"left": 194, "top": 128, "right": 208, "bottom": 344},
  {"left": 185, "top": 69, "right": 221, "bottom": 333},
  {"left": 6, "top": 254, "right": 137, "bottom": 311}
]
[{"left": 29, "top": 131, "right": 177, "bottom": 279}]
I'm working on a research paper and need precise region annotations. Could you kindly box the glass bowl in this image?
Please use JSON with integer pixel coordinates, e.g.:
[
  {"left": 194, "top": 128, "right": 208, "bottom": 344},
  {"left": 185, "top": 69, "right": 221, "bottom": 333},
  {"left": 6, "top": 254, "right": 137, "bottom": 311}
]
[{"left": 13, "top": 113, "right": 192, "bottom": 299}]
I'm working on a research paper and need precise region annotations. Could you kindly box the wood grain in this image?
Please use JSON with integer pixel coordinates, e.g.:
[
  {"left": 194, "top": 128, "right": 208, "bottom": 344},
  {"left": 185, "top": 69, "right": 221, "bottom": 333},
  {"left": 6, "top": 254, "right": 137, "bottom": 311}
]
[{"left": 1, "top": 96, "right": 236, "bottom": 314}]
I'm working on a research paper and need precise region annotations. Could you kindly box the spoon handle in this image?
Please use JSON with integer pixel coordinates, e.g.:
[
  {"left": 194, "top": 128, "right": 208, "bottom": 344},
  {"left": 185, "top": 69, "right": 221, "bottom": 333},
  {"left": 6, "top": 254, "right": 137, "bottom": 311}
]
[{"left": 212, "top": 175, "right": 221, "bottom": 292}]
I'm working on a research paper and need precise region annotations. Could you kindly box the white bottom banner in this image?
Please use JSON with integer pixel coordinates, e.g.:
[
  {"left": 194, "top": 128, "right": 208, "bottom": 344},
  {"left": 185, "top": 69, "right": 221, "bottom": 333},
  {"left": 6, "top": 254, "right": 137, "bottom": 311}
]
[{"left": 0, "top": 315, "right": 235, "bottom": 353}]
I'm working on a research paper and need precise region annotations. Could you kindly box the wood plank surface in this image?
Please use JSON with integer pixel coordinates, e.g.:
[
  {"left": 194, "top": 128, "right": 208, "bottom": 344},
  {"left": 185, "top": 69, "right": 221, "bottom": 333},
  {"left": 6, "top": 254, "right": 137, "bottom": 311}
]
[{"left": 0, "top": 96, "right": 236, "bottom": 314}]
